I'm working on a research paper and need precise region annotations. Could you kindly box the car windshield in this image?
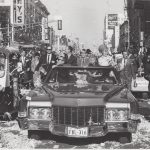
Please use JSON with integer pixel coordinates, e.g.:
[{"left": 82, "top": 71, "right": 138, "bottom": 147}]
[{"left": 47, "top": 67, "right": 118, "bottom": 85}]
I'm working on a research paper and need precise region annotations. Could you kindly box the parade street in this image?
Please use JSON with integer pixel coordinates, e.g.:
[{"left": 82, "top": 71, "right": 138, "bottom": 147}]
[
  {"left": 0, "top": 0, "right": 150, "bottom": 149},
  {"left": 0, "top": 116, "right": 150, "bottom": 149}
]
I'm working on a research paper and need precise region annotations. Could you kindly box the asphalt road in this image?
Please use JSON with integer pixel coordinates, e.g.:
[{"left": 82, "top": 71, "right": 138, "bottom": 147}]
[{"left": 0, "top": 116, "right": 150, "bottom": 149}]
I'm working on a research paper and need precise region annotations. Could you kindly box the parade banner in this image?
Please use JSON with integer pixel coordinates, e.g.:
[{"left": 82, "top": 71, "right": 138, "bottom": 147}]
[{"left": 13, "top": 0, "right": 24, "bottom": 25}]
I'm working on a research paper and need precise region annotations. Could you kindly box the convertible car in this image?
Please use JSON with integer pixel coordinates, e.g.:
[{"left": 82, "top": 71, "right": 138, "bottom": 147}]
[{"left": 17, "top": 65, "right": 140, "bottom": 143}]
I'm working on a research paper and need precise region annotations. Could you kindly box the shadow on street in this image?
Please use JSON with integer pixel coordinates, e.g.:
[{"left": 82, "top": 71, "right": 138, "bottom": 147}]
[{"left": 38, "top": 131, "right": 118, "bottom": 146}]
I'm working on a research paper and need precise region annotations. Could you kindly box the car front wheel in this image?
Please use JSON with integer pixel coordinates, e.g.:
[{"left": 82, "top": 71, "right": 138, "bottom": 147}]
[
  {"left": 28, "top": 130, "right": 41, "bottom": 140},
  {"left": 118, "top": 132, "right": 132, "bottom": 144}
]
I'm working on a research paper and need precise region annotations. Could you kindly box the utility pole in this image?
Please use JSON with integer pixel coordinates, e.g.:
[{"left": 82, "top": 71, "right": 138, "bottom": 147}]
[
  {"left": 57, "top": 33, "right": 60, "bottom": 52},
  {"left": 124, "top": 0, "right": 130, "bottom": 52},
  {"left": 57, "top": 20, "right": 62, "bottom": 52},
  {"left": 12, "top": 24, "right": 14, "bottom": 43},
  {"left": 7, "top": 18, "right": 10, "bottom": 47},
  {"left": 127, "top": 19, "right": 130, "bottom": 52}
]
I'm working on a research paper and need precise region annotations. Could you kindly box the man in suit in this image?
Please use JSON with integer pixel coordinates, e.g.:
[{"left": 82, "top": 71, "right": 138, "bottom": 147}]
[
  {"left": 120, "top": 51, "right": 137, "bottom": 89},
  {"left": 65, "top": 46, "right": 77, "bottom": 66},
  {"left": 20, "top": 50, "right": 26, "bottom": 68},
  {"left": 37, "top": 46, "right": 57, "bottom": 74}
]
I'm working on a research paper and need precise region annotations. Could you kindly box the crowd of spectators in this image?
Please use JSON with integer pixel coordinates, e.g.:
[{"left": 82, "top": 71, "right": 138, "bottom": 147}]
[{"left": 9, "top": 44, "right": 145, "bottom": 90}]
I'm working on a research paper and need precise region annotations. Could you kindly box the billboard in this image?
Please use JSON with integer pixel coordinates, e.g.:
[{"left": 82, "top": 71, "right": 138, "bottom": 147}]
[
  {"left": 13, "top": 0, "right": 24, "bottom": 25},
  {"left": 108, "top": 14, "right": 118, "bottom": 29}
]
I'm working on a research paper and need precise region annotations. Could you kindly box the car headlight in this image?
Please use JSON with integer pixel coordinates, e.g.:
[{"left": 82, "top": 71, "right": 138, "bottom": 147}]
[
  {"left": 29, "top": 108, "right": 52, "bottom": 120},
  {"left": 18, "top": 111, "right": 27, "bottom": 118},
  {"left": 0, "top": 85, "right": 4, "bottom": 91},
  {"left": 106, "top": 109, "right": 129, "bottom": 122}
]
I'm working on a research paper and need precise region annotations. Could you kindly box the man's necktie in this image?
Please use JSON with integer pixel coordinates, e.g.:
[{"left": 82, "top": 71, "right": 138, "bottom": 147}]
[
  {"left": 22, "top": 57, "right": 25, "bottom": 66},
  {"left": 47, "top": 54, "right": 52, "bottom": 64}
]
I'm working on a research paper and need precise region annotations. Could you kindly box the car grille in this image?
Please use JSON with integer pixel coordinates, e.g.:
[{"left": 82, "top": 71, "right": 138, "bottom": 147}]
[{"left": 53, "top": 106, "right": 105, "bottom": 126}]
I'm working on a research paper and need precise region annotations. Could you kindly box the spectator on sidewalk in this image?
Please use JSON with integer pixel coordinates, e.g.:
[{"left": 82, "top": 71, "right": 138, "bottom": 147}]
[{"left": 120, "top": 51, "right": 137, "bottom": 89}]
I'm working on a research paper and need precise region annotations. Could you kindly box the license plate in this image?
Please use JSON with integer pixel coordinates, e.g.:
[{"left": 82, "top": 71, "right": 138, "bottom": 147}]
[{"left": 67, "top": 127, "right": 88, "bottom": 137}]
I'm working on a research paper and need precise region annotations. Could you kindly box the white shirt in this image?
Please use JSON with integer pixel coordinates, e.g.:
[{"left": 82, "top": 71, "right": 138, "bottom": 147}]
[
  {"left": 21, "top": 56, "right": 26, "bottom": 66},
  {"left": 98, "top": 55, "right": 113, "bottom": 66},
  {"left": 117, "top": 58, "right": 127, "bottom": 71},
  {"left": 47, "top": 53, "right": 52, "bottom": 64}
]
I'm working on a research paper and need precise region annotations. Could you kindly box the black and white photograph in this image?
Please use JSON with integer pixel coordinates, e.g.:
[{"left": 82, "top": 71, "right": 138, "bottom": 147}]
[{"left": 0, "top": 0, "right": 150, "bottom": 149}]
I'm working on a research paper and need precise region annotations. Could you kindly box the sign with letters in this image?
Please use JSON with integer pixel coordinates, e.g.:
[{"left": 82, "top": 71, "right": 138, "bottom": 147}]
[
  {"left": 108, "top": 14, "right": 118, "bottom": 29},
  {"left": 13, "top": 0, "right": 24, "bottom": 25}
]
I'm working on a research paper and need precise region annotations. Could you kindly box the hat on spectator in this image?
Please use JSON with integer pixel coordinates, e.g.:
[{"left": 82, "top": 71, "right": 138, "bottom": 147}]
[
  {"left": 12, "top": 54, "right": 18, "bottom": 60},
  {"left": 47, "top": 46, "right": 52, "bottom": 50},
  {"left": 68, "top": 46, "right": 73, "bottom": 52},
  {"left": 98, "top": 44, "right": 107, "bottom": 53},
  {"left": 86, "top": 49, "right": 92, "bottom": 54},
  {"left": 35, "top": 52, "right": 40, "bottom": 58}
]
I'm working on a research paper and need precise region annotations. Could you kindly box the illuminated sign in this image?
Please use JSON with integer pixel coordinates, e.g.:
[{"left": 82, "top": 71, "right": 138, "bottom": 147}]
[{"left": 13, "top": 0, "right": 24, "bottom": 25}]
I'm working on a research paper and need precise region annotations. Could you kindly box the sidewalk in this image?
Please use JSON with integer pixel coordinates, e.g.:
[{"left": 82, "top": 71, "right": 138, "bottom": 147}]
[{"left": 131, "top": 76, "right": 149, "bottom": 92}]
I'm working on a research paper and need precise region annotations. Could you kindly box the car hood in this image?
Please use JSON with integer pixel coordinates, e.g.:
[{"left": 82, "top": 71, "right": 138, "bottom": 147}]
[{"left": 41, "top": 83, "right": 125, "bottom": 106}]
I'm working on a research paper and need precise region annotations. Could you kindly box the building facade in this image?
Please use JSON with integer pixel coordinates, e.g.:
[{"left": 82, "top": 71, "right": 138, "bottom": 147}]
[
  {"left": 0, "top": 0, "right": 50, "bottom": 47},
  {"left": 126, "top": 0, "right": 150, "bottom": 53},
  {"left": 14, "top": 0, "right": 50, "bottom": 45},
  {"left": 0, "top": 0, "right": 13, "bottom": 46}
]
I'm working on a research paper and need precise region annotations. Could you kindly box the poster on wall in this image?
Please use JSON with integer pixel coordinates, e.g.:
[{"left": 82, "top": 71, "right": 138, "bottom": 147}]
[{"left": 13, "top": 0, "right": 24, "bottom": 25}]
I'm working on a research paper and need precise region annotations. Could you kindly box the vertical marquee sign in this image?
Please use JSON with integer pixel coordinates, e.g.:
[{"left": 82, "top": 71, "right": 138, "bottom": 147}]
[
  {"left": 108, "top": 14, "right": 118, "bottom": 29},
  {"left": 13, "top": 0, "right": 24, "bottom": 25}
]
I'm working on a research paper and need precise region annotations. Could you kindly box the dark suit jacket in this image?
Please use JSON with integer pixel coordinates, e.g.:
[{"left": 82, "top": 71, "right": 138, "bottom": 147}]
[
  {"left": 121, "top": 58, "right": 136, "bottom": 80},
  {"left": 36, "top": 52, "right": 57, "bottom": 72},
  {"left": 65, "top": 54, "right": 77, "bottom": 66}
]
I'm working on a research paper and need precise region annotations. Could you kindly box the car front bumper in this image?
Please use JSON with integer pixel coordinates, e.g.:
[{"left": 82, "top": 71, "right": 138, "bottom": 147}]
[{"left": 17, "top": 118, "right": 139, "bottom": 138}]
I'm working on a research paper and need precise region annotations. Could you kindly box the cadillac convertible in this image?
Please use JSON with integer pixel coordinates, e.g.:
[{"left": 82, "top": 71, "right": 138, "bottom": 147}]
[{"left": 17, "top": 66, "right": 140, "bottom": 143}]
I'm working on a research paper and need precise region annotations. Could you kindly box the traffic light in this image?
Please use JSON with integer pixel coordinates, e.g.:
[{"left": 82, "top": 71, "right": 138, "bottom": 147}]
[{"left": 58, "top": 20, "right": 62, "bottom": 30}]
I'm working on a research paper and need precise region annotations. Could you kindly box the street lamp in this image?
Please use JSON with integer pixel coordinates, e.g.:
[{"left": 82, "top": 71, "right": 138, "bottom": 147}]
[
  {"left": 57, "top": 20, "right": 62, "bottom": 52},
  {"left": 48, "top": 15, "right": 62, "bottom": 52},
  {"left": 57, "top": 20, "right": 62, "bottom": 30}
]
